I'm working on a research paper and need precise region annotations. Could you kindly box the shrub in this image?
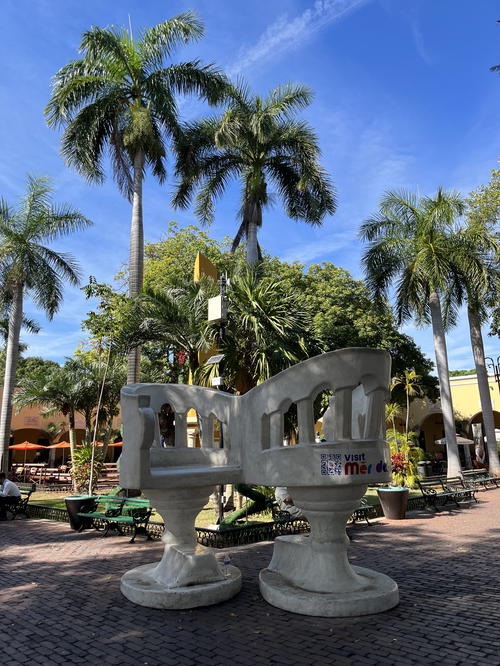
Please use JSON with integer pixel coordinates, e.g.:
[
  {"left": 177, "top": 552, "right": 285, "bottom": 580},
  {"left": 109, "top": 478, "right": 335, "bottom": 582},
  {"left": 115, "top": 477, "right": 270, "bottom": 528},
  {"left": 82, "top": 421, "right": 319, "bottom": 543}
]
[
  {"left": 71, "top": 444, "right": 104, "bottom": 494},
  {"left": 387, "top": 431, "right": 425, "bottom": 488}
]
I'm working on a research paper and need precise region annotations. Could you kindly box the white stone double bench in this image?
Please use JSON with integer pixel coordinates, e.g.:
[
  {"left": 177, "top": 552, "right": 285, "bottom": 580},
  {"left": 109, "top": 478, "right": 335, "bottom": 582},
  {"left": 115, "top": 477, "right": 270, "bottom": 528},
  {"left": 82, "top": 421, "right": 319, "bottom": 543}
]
[{"left": 119, "top": 348, "right": 398, "bottom": 616}]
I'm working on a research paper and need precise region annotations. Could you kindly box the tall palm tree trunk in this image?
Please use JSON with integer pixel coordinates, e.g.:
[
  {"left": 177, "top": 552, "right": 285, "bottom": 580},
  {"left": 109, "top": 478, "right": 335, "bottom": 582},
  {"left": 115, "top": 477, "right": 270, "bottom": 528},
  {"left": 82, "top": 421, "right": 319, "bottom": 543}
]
[
  {"left": 68, "top": 410, "right": 77, "bottom": 491},
  {"left": 246, "top": 220, "right": 259, "bottom": 266},
  {"left": 127, "top": 149, "right": 145, "bottom": 384},
  {"left": 467, "top": 305, "right": 500, "bottom": 475},
  {"left": 405, "top": 391, "right": 410, "bottom": 436},
  {"left": 0, "top": 283, "right": 24, "bottom": 473},
  {"left": 429, "top": 291, "right": 462, "bottom": 477}
]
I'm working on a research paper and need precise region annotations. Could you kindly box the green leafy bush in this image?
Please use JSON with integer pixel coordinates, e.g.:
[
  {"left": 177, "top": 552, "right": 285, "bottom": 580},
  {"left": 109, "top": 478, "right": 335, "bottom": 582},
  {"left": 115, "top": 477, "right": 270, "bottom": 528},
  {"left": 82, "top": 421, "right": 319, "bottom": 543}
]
[{"left": 71, "top": 444, "right": 104, "bottom": 494}]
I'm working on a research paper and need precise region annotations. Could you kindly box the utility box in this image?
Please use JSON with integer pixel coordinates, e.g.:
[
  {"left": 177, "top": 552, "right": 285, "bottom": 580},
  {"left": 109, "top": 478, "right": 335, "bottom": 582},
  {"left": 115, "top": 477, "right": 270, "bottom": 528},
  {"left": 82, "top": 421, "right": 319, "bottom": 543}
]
[{"left": 208, "top": 295, "right": 227, "bottom": 322}]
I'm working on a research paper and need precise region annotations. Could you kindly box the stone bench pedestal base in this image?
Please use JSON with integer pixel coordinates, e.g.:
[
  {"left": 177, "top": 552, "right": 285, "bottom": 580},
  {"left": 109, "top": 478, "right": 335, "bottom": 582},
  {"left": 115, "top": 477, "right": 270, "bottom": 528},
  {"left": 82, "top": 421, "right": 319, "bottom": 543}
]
[
  {"left": 121, "top": 562, "right": 241, "bottom": 610},
  {"left": 259, "top": 564, "right": 397, "bottom": 617},
  {"left": 121, "top": 486, "right": 241, "bottom": 609},
  {"left": 259, "top": 485, "right": 399, "bottom": 617}
]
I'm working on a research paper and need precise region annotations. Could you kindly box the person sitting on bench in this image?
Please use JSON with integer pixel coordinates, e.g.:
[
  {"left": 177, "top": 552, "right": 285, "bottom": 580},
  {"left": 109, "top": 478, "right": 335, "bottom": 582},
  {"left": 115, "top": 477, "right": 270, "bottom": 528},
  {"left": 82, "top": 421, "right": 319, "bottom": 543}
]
[
  {"left": 0, "top": 472, "right": 21, "bottom": 520},
  {"left": 275, "top": 486, "right": 306, "bottom": 519}
]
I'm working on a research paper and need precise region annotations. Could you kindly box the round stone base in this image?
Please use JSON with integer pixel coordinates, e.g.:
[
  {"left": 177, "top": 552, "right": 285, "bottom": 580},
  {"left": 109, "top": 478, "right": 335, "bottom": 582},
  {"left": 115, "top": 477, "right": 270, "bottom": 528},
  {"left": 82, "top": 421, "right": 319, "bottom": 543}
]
[
  {"left": 121, "top": 563, "right": 242, "bottom": 610},
  {"left": 259, "top": 566, "right": 398, "bottom": 617}
]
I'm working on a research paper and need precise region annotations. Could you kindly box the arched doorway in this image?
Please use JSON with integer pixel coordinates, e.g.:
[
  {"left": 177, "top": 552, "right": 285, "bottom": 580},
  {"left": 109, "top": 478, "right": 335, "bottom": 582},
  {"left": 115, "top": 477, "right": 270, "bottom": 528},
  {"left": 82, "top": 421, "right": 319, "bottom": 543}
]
[
  {"left": 468, "top": 410, "right": 500, "bottom": 435},
  {"left": 417, "top": 412, "right": 444, "bottom": 456},
  {"left": 468, "top": 411, "right": 500, "bottom": 466},
  {"left": 10, "top": 428, "right": 50, "bottom": 464}
]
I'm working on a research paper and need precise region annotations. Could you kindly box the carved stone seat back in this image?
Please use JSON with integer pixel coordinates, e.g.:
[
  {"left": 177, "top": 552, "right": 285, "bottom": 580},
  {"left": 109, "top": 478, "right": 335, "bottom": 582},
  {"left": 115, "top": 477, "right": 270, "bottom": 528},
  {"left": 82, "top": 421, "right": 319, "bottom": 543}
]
[
  {"left": 120, "top": 384, "right": 240, "bottom": 490},
  {"left": 236, "top": 347, "right": 391, "bottom": 487},
  {"left": 120, "top": 348, "right": 391, "bottom": 492}
]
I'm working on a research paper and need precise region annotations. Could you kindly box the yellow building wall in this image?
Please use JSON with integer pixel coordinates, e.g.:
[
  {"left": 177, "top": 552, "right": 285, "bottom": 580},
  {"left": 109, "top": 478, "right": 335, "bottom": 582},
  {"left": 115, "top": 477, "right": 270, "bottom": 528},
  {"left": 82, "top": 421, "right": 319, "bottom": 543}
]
[
  {"left": 449, "top": 375, "right": 500, "bottom": 420},
  {"left": 409, "top": 374, "right": 500, "bottom": 456}
]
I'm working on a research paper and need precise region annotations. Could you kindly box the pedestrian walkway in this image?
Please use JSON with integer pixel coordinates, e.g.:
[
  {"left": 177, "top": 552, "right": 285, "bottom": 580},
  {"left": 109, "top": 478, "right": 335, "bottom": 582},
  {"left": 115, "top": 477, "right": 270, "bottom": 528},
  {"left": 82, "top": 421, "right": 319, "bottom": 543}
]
[{"left": 1, "top": 493, "right": 500, "bottom": 666}]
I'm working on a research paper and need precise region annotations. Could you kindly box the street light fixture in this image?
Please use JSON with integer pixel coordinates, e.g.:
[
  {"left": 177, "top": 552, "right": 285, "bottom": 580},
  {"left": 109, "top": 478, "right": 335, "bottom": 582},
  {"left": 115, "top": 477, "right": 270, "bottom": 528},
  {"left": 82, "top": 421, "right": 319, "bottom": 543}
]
[{"left": 485, "top": 356, "right": 500, "bottom": 392}]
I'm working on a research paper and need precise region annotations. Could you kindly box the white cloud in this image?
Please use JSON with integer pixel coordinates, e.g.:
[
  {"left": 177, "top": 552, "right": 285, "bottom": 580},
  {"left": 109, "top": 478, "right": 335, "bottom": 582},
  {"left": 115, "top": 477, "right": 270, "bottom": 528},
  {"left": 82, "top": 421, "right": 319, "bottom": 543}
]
[
  {"left": 21, "top": 329, "right": 83, "bottom": 362},
  {"left": 229, "top": 0, "right": 371, "bottom": 76},
  {"left": 410, "top": 17, "right": 432, "bottom": 65}
]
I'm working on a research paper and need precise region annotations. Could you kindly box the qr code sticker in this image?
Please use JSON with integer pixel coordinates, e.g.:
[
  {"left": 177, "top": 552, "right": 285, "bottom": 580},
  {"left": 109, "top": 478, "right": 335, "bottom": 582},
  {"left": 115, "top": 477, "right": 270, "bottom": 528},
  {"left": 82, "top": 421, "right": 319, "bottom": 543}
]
[{"left": 320, "top": 453, "right": 342, "bottom": 476}]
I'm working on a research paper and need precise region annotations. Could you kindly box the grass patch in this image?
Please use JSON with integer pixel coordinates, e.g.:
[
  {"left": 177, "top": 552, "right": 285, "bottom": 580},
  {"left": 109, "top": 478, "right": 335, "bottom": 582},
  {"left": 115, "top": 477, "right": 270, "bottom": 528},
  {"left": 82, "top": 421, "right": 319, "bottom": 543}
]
[{"left": 30, "top": 487, "right": 423, "bottom": 526}]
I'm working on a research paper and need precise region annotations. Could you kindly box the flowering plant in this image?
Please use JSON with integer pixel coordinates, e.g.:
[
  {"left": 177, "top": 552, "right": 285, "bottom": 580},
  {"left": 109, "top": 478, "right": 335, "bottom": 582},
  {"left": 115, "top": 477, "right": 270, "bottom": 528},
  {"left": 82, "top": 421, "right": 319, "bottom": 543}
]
[
  {"left": 175, "top": 349, "right": 188, "bottom": 365},
  {"left": 387, "top": 431, "right": 425, "bottom": 488}
]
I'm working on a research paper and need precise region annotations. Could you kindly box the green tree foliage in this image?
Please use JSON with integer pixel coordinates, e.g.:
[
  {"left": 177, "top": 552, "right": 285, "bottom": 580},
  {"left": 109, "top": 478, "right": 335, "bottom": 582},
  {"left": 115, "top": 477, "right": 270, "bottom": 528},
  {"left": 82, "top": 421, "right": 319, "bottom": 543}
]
[
  {"left": 466, "top": 168, "right": 500, "bottom": 337},
  {"left": 197, "top": 269, "right": 321, "bottom": 393},
  {"left": 360, "top": 187, "right": 471, "bottom": 477},
  {"left": 0, "top": 176, "right": 91, "bottom": 473},
  {"left": 173, "top": 83, "right": 336, "bottom": 265},
  {"left": 391, "top": 369, "right": 424, "bottom": 435},
  {"left": 144, "top": 222, "right": 246, "bottom": 290},
  {"left": 81, "top": 224, "right": 438, "bottom": 397},
  {"left": 46, "top": 13, "right": 228, "bottom": 383}
]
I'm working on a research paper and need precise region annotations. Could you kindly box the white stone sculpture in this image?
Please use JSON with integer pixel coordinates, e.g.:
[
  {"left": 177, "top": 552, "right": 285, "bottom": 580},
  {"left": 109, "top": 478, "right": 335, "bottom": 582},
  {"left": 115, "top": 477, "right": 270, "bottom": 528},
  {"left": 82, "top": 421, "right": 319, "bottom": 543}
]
[{"left": 119, "top": 348, "right": 399, "bottom": 616}]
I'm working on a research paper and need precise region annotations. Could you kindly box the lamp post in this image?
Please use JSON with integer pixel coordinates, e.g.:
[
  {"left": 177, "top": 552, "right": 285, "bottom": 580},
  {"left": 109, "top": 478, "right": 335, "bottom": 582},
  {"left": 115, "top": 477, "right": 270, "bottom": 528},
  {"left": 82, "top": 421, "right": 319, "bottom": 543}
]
[
  {"left": 206, "top": 274, "right": 229, "bottom": 525},
  {"left": 485, "top": 356, "right": 500, "bottom": 392}
]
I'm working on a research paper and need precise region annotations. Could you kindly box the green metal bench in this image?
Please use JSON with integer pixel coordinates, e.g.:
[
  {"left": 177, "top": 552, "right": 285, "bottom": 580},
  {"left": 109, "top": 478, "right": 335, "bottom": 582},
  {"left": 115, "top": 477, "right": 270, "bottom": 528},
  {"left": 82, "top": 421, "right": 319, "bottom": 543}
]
[
  {"left": 350, "top": 497, "right": 373, "bottom": 525},
  {"left": 77, "top": 495, "right": 152, "bottom": 543},
  {"left": 417, "top": 477, "right": 476, "bottom": 511},
  {"left": 272, "top": 496, "right": 373, "bottom": 525},
  {"left": 462, "top": 469, "right": 500, "bottom": 490}
]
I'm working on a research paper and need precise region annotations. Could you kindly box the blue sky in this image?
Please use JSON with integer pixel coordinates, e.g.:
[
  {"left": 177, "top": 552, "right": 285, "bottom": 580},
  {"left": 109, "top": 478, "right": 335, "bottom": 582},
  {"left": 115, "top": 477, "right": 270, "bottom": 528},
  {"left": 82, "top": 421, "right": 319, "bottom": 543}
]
[{"left": 0, "top": 0, "right": 499, "bottom": 371}]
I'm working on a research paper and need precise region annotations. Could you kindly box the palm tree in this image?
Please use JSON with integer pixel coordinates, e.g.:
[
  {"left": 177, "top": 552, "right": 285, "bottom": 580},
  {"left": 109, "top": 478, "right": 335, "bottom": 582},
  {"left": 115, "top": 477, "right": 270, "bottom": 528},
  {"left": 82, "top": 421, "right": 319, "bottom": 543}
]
[
  {"left": 392, "top": 369, "right": 423, "bottom": 436},
  {"left": 45, "top": 13, "right": 228, "bottom": 383},
  {"left": 196, "top": 269, "right": 321, "bottom": 393},
  {"left": 455, "top": 220, "right": 500, "bottom": 474},
  {"left": 360, "top": 188, "right": 467, "bottom": 478},
  {"left": 14, "top": 364, "right": 84, "bottom": 470},
  {"left": 173, "top": 82, "right": 336, "bottom": 265},
  {"left": 135, "top": 278, "right": 217, "bottom": 381},
  {"left": 132, "top": 270, "right": 319, "bottom": 394},
  {"left": 385, "top": 402, "right": 402, "bottom": 444},
  {"left": 0, "top": 176, "right": 90, "bottom": 473}
]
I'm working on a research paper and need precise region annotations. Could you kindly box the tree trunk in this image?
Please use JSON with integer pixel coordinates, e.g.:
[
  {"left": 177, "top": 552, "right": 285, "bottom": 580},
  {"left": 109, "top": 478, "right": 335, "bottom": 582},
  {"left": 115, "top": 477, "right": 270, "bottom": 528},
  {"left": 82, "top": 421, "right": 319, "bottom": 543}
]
[
  {"left": 405, "top": 391, "right": 410, "bottom": 437},
  {"left": 246, "top": 204, "right": 259, "bottom": 268},
  {"left": 467, "top": 305, "right": 500, "bottom": 475},
  {"left": 0, "top": 283, "right": 24, "bottom": 473},
  {"left": 127, "top": 149, "right": 145, "bottom": 384},
  {"left": 68, "top": 410, "right": 77, "bottom": 491},
  {"left": 428, "top": 291, "right": 461, "bottom": 477}
]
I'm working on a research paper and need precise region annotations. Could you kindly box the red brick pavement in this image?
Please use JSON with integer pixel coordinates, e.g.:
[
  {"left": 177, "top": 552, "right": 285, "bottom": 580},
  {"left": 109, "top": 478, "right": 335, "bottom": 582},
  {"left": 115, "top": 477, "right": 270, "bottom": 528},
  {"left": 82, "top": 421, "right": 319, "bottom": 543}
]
[{"left": 1, "top": 492, "right": 500, "bottom": 666}]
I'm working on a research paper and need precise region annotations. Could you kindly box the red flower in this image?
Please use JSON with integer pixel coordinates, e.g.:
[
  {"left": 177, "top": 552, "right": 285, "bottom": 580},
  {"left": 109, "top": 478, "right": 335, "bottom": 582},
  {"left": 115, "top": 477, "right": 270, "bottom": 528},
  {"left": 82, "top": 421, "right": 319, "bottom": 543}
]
[
  {"left": 391, "top": 452, "right": 408, "bottom": 474},
  {"left": 176, "top": 350, "right": 188, "bottom": 365}
]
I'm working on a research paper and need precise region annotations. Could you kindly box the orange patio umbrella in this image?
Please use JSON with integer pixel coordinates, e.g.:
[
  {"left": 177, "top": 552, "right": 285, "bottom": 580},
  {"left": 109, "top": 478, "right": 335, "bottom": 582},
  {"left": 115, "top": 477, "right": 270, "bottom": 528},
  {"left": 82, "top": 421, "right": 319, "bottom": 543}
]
[
  {"left": 46, "top": 440, "right": 72, "bottom": 464},
  {"left": 9, "top": 441, "right": 46, "bottom": 466},
  {"left": 89, "top": 441, "right": 122, "bottom": 447}
]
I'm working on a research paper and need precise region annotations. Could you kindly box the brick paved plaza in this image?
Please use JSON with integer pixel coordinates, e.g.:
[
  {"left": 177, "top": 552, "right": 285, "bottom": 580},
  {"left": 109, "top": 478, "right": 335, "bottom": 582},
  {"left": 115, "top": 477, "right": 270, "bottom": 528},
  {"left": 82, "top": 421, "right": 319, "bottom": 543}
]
[{"left": 2, "top": 493, "right": 500, "bottom": 666}]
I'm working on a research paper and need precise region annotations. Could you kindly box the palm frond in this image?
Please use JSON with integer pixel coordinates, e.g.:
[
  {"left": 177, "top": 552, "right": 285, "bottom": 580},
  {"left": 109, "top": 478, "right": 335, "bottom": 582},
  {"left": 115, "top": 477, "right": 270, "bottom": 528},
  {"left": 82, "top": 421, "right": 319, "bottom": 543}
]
[
  {"left": 158, "top": 61, "right": 228, "bottom": 105},
  {"left": 140, "top": 12, "right": 204, "bottom": 69}
]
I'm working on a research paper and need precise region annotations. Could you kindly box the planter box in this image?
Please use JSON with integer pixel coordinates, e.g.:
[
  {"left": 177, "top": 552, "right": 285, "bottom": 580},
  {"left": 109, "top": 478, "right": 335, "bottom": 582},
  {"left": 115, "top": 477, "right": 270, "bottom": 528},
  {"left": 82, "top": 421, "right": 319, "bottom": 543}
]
[
  {"left": 65, "top": 495, "right": 95, "bottom": 531},
  {"left": 377, "top": 487, "right": 409, "bottom": 520}
]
